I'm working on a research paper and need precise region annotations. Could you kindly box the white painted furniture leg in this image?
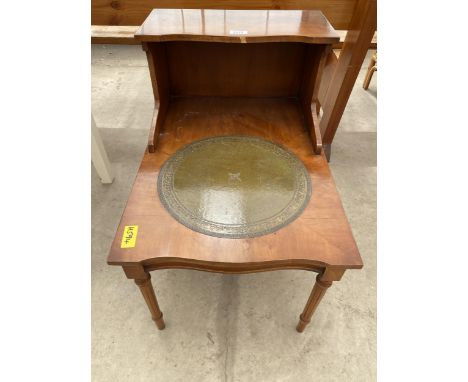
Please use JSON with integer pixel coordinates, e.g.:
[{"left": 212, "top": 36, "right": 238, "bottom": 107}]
[{"left": 91, "top": 114, "right": 114, "bottom": 184}]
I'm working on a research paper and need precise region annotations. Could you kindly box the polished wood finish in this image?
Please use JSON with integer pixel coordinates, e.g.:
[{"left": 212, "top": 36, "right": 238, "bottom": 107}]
[
  {"left": 143, "top": 42, "right": 169, "bottom": 153},
  {"left": 296, "top": 273, "right": 333, "bottom": 332},
  {"left": 91, "top": 1, "right": 377, "bottom": 160},
  {"left": 363, "top": 52, "right": 377, "bottom": 90},
  {"left": 335, "top": 29, "right": 376, "bottom": 49},
  {"left": 299, "top": 44, "right": 329, "bottom": 154},
  {"left": 108, "top": 98, "right": 362, "bottom": 330},
  {"left": 317, "top": 48, "right": 339, "bottom": 114},
  {"left": 320, "top": 0, "right": 377, "bottom": 146},
  {"left": 91, "top": 25, "right": 377, "bottom": 49},
  {"left": 92, "top": 0, "right": 358, "bottom": 30},
  {"left": 107, "top": 10, "right": 362, "bottom": 332},
  {"left": 133, "top": 272, "right": 165, "bottom": 330},
  {"left": 165, "top": 41, "right": 308, "bottom": 97},
  {"left": 139, "top": 12, "right": 335, "bottom": 154},
  {"left": 135, "top": 9, "right": 339, "bottom": 44},
  {"left": 108, "top": 97, "right": 362, "bottom": 271}
]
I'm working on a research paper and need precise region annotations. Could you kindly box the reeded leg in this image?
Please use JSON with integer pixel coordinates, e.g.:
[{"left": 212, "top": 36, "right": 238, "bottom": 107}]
[
  {"left": 135, "top": 274, "right": 165, "bottom": 330},
  {"left": 296, "top": 274, "right": 332, "bottom": 333}
]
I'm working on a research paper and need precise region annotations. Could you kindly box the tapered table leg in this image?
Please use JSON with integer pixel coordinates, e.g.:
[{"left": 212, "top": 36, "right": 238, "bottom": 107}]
[
  {"left": 296, "top": 273, "right": 332, "bottom": 333},
  {"left": 134, "top": 274, "right": 165, "bottom": 330}
]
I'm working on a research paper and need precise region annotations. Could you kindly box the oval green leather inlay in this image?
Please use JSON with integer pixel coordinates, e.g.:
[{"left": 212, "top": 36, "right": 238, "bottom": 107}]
[{"left": 157, "top": 136, "right": 311, "bottom": 238}]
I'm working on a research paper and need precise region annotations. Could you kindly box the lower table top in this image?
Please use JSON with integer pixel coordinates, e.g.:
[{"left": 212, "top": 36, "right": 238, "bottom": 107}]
[{"left": 107, "top": 97, "right": 362, "bottom": 272}]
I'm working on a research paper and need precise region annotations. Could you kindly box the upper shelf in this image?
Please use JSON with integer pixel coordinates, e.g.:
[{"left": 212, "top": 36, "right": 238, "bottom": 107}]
[{"left": 134, "top": 9, "right": 340, "bottom": 44}]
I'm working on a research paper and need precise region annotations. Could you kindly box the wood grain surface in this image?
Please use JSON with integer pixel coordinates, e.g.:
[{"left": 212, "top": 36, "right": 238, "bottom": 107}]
[
  {"left": 134, "top": 9, "right": 340, "bottom": 44},
  {"left": 92, "top": 0, "right": 357, "bottom": 30},
  {"left": 107, "top": 97, "right": 362, "bottom": 272},
  {"left": 320, "top": 0, "right": 377, "bottom": 144},
  {"left": 164, "top": 41, "right": 307, "bottom": 97},
  {"left": 91, "top": 26, "right": 377, "bottom": 49}
]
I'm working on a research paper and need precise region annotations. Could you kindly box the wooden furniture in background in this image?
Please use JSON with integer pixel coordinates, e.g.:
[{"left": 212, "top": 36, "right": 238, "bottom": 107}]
[
  {"left": 107, "top": 9, "right": 363, "bottom": 333},
  {"left": 92, "top": 0, "right": 358, "bottom": 29},
  {"left": 363, "top": 51, "right": 377, "bottom": 90},
  {"left": 318, "top": 0, "right": 376, "bottom": 160},
  {"left": 91, "top": 114, "right": 114, "bottom": 184},
  {"left": 91, "top": 0, "right": 376, "bottom": 161}
]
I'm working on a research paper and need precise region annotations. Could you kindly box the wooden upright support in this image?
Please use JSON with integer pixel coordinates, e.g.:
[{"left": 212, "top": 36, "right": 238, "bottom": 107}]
[{"left": 320, "top": 0, "right": 377, "bottom": 157}]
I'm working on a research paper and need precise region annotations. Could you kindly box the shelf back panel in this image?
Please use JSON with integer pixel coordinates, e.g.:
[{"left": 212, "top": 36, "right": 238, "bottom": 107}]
[{"left": 159, "top": 41, "right": 321, "bottom": 98}]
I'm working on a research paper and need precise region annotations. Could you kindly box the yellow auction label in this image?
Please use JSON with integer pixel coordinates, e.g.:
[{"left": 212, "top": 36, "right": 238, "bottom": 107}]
[{"left": 121, "top": 225, "right": 138, "bottom": 248}]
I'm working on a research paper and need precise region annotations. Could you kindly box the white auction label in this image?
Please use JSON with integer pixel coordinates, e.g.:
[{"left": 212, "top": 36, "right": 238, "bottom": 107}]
[{"left": 229, "top": 30, "right": 248, "bottom": 35}]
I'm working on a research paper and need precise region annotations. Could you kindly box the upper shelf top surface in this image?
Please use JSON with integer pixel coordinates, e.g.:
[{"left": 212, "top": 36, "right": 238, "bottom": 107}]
[{"left": 134, "top": 9, "right": 340, "bottom": 44}]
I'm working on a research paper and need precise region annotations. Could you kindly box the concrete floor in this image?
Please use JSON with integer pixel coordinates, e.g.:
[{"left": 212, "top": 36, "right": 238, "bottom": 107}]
[{"left": 92, "top": 45, "right": 376, "bottom": 382}]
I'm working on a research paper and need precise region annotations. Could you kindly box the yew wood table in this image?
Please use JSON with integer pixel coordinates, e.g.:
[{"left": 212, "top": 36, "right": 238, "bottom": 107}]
[{"left": 107, "top": 9, "right": 363, "bottom": 333}]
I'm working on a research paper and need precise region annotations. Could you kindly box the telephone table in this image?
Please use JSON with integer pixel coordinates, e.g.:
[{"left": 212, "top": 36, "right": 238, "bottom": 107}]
[{"left": 107, "top": 9, "right": 363, "bottom": 333}]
